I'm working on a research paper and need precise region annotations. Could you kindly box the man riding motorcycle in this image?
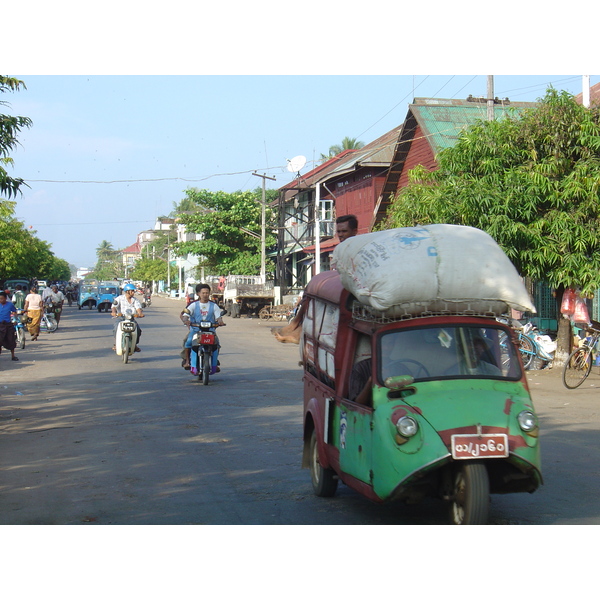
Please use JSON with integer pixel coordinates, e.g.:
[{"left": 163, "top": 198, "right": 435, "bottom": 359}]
[
  {"left": 45, "top": 284, "right": 65, "bottom": 326},
  {"left": 111, "top": 283, "right": 145, "bottom": 352},
  {"left": 180, "top": 283, "right": 224, "bottom": 372}
]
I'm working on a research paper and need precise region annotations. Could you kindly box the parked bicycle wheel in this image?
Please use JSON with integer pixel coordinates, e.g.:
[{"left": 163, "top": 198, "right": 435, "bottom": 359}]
[
  {"left": 518, "top": 334, "right": 536, "bottom": 370},
  {"left": 562, "top": 347, "right": 593, "bottom": 389}
]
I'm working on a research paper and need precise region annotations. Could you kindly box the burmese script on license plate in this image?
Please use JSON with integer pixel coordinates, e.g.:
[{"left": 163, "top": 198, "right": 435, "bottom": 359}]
[
  {"left": 200, "top": 334, "right": 215, "bottom": 345},
  {"left": 451, "top": 434, "right": 509, "bottom": 459}
]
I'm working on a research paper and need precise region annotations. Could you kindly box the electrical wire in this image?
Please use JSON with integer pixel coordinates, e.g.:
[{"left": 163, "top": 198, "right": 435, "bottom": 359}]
[{"left": 19, "top": 76, "right": 590, "bottom": 188}]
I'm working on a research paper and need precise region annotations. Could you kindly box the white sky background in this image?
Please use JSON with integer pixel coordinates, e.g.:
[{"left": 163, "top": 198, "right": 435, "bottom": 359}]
[{"left": 3, "top": 1, "right": 597, "bottom": 594}]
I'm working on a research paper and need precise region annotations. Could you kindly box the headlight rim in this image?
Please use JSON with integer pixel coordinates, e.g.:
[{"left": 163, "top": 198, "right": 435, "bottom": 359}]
[
  {"left": 517, "top": 409, "right": 538, "bottom": 432},
  {"left": 396, "top": 415, "right": 419, "bottom": 438}
]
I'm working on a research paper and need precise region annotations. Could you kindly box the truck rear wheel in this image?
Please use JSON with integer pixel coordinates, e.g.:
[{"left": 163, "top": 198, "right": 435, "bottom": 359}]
[{"left": 309, "top": 429, "right": 338, "bottom": 497}]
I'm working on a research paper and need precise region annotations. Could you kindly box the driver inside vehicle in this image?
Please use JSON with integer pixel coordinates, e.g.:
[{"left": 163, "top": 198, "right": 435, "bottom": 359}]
[{"left": 349, "top": 334, "right": 373, "bottom": 406}]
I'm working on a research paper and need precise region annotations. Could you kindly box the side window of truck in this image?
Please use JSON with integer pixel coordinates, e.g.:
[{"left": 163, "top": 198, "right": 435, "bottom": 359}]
[{"left": 303, "top": 298, "right": 339, "bottom": 388}]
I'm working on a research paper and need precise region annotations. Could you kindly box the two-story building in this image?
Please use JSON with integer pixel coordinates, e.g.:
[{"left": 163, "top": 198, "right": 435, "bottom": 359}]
[{"left": 276, "top": 96, "right": 537, "bottom": 299}]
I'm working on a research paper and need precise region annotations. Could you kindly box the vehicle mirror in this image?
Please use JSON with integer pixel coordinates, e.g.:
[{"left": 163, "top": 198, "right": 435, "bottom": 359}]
[
  {"left": 384, "top": 375, "right": 415, "bottom": 390},
  {"left": 221, "top": 309, "right": 228, "bottom": 316}
]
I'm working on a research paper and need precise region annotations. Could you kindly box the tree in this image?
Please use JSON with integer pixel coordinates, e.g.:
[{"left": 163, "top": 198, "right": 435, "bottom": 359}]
[
  {"left": 175, "top": 188, "right": 278, "bottom": 276},
  {"left": 1, "top": 76, "right": 32, "bottom": 199},
  {"left": 319, "top": 136, "right": 364, "bottom": 163},
  {"left": 130, "top": 256, "right": 175, "bottom": 284},
  {"left": 382, "top": 88, "right": 600, "bottom": 364},
  {"left": 92, "top": 240, "right": 123, "bottom": 280}
]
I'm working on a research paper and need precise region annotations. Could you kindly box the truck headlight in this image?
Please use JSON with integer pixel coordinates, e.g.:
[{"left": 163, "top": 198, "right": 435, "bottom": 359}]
[
  {"left": 396, "top": 416, "right": 418, "bottom": 438},
  {"left": 517, "top": 410, "right": 537, "bottom": 432}
]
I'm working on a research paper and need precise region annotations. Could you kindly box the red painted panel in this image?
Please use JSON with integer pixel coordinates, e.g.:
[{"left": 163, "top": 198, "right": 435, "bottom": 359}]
[{"left": 397, "top": 124, "right": 437, "bottom": 193}]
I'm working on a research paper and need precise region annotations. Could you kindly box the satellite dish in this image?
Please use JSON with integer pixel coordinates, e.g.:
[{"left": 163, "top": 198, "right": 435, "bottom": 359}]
[{"left": 287, "top": 155, "right": 306, "bottom": 174}]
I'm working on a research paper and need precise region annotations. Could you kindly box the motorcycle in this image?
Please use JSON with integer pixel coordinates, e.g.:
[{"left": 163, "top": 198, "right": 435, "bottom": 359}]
[
  {"left": 40, "top": 306, "right": 58, "bottom": 333},
  {"left": 190, "top": 319, "right": 225, "bottom": 385},
  {"left": 11, "top": 310, "right": 27, "bottom": 349},
  {"left": 66, "top": 288, "right": 77, "bottom": 306},
  {"left": 144, "top": 293, "right": 152, "bottom": 307},
  {"left": 114, "top": 309, "right": 139, "bottom": 364}
]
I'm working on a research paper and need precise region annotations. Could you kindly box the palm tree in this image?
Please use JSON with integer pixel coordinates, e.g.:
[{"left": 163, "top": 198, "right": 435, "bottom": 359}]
[
  {"left": 96, "top": 240, "right": 115, "bottom": 261},
  {"left": 319, "top": 136, "right": 365, "bottom": 163}
]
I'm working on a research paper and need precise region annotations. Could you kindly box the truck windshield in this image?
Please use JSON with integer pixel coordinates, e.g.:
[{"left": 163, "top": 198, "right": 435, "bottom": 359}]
[{"left": 378, "top": 324, "right": 521, "bottom": 382}]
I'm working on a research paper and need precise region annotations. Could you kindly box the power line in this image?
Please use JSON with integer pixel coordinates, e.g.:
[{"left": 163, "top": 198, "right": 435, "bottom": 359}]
[{"left": 24, "top": 166, "right": 286, "bottom": 185}]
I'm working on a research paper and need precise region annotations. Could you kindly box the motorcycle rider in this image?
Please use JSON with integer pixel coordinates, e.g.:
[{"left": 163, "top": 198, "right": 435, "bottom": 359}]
[
  {"left": 111, "top": 283, "right": 145, "bottom": 352},
  {"left": 180, "top": 283, "right": 224, "bottom": 372},
  {"left": 12, "top": 285, "right": 26, "bottom": 310},
  {"left": 45, "top": 284, "right": 65, "bottom": 325}
]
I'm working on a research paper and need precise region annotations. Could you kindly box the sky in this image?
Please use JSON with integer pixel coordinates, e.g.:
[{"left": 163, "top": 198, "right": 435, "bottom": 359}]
[
  {"left": 7, "top": 74, "right": 598, "bottom": 270},
  {"left": 4, "top": 4, "right": 598, "bottom": 271}
]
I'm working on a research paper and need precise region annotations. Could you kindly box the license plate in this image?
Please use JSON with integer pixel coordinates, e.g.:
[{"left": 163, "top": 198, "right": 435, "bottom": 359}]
[
  {"left": 200, "top": 333, "right": 215, "bottom": 345},
  {"left": 451, "top": 434, "right": 509, "bottom": 459}
]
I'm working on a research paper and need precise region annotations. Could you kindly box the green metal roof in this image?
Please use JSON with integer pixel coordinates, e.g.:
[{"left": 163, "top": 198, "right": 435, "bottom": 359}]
[{"left": 411, "top": 98, "right": 537, "bottom": 154}]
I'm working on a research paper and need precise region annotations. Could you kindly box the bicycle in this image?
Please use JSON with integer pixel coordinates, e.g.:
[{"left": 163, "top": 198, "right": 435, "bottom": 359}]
[
  {"left": 516, "top": 329, "right": 538, "bottom": 369},
  {"left": 497, "top": 319, "right": 540, "bottom": 370},
  {"left": 562, "top": 328, "right": 600, "bottom": 389}
]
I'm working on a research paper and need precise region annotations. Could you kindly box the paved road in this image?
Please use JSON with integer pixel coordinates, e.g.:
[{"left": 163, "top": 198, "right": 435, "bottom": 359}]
[{"left": 0, "top": 296, "right": 599, "bottom": 525}]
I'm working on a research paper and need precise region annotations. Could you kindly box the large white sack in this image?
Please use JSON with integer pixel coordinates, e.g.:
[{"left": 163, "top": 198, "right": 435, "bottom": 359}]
[{"left": 331, "top": 224, "right": 535, "bottom": 317}]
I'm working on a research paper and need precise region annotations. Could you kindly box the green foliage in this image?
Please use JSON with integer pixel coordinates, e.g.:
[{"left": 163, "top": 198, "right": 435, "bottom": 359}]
[
  {"left": 0, "top": 76, "right": 69, "bottom": 280},
  {"left": 92, "top": 240, "right": 124, "bottom": 280},
  {"left": 175, "top": 188, "right": 278, "bottom": 276},
  {"left": 383, "top": 88, "right": 600, "bottom": 296},
  {"left": 0, "top": 209, "right": 70, "bottom": 280},
  {"left": 130, "top": 257, "right": 175, "bottom": 283},
  {"left": 1, "top": 76, "right": 32, "bottom": 199}
]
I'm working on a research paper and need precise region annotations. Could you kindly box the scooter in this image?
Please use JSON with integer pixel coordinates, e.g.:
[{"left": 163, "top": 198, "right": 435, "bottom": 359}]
[
  {"left": 114, "top": 309, "right": 139, "bottom": 364},
  {"left": 190, "top": 320, "right": 225, "bottom": 385},
  {"left": 11, "top": 310, "right": 27, "bottom": 349}
]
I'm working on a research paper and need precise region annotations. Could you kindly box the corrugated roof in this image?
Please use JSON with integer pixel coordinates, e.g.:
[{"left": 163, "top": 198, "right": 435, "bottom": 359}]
[
  {"left": 411, "top": 98, "right": 536, "bottom": 154},
  {"left": 279, "top": 125, "right": 403, "bottom": 194},
  {"left": 321, "top": 125, "right": 403, "bottom": 179}
]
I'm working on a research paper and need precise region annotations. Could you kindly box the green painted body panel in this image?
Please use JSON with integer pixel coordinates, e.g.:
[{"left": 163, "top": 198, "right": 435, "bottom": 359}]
[{"left": 334, "top": 378, "right": 540, "bottom": 501}]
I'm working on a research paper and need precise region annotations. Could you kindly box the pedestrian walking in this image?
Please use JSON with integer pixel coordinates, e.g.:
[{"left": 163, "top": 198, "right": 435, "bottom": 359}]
[
  {"left": 0, "top": 291, "right": 19, "bottom": 361},
  {"left": 24, "top": 286, "right": 44, "bottom": 341}
]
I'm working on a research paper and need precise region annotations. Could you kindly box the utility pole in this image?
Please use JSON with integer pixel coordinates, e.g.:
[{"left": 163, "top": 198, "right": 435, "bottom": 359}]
[
  {"left": 487, "top": 75, "right": 495, "bottom": 121},
  {"left": 583, "top": 75, "right": 591, "bottom": 108},
  {"left": 252, "top": 172, "right": 276, "bottom": 282}
]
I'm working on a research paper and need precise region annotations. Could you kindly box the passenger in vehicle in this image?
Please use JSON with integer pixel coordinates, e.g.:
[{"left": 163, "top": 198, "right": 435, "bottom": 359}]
[{"left": 349, "top": 334, "right": 373, "bottom": 406}]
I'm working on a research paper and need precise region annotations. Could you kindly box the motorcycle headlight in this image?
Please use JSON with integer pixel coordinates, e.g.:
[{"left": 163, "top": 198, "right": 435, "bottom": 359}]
[
  {"left": 396, "top": 416, "right": 419, "bottom": 438},
  {"left": 518, "top": 410, "right": 538, "bottom": 432},
  {"left": 200, "top": 322, "right": 212, "bottom": 329}
]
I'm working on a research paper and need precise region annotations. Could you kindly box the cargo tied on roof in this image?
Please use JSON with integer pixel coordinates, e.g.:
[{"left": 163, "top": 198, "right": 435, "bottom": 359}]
[{"left": 331, "top": 224, "right": 536, "bottom": 318}]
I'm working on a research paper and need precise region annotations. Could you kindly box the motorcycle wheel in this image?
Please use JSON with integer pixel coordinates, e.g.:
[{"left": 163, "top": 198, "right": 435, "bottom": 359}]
[
  {"left": 47, "top": 316, "right": 58, "bottom": 333},
  {"left": 449, "top": 462, "right": 490, "bottom": 525},
  {"left": 17, "top": 328, "right": 26, "bottom": 349},
  {"left": 122, "top": 334, "right": 131, "bottom": 363},
  {"left": 202, "top": 350, "right": 211, "bottom": 385}
]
